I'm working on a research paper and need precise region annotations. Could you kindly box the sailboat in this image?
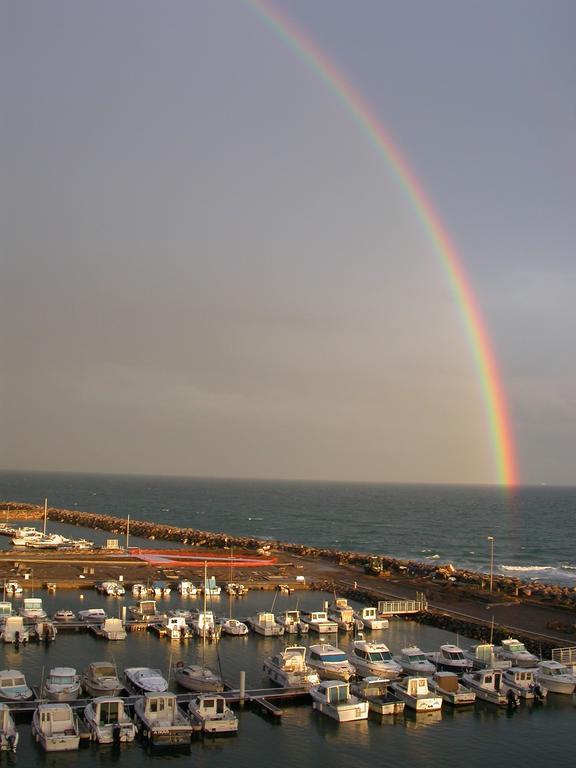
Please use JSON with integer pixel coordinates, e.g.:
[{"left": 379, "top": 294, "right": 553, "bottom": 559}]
[
  {"left": 219, "top": 547, "right": 248, "bottom": 636},
  {"left": 174, "top": 562, "right": 225, "bottom": 693}
]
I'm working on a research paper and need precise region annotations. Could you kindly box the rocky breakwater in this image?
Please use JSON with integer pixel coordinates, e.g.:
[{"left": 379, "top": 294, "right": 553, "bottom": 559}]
[{"left": 2, "top": 501, "right": 576, "bottom": 616}]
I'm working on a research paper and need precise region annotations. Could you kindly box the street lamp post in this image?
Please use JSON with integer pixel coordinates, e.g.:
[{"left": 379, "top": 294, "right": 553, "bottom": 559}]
[{"left": 487, "top": 536, "right": 495, "bottom": 593}]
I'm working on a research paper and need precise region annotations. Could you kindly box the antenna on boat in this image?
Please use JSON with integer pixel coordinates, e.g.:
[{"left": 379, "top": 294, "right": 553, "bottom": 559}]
[
  {"left": 43, "top": 498, "right": 48, "bottom": 536},
  {"left": 489, "top": 617, "right": 494, "bottom": 645},
  {"left": 126, "top": 514, "right": 130, "bottom": 549}
]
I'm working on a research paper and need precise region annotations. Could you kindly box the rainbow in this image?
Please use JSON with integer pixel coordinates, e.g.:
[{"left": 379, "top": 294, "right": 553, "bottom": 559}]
[{"left": 246, "top": 0, "right": 518, "bottom": 487}]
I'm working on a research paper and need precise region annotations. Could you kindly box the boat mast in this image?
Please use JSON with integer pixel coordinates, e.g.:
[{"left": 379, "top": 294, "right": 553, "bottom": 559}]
[
  {"left": 43, "top": 498, "right": 48, "bottom": 536},
  {"left": 126, "top": 514, "right": 130, "bottom": 549}
]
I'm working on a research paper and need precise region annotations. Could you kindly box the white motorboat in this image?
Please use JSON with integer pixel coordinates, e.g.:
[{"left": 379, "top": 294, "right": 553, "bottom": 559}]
[
  {"left": 19, "top": 597, "right": 47, "bottom": 619},
  {"left": 78, "top": 608, "right": 107, "bottom": 622},
  {"left": 397, "top": 646, "right": 436, "bottom": 676},
  {"left": 0, "top": 703, "right": 18, "bottom": 751},
  {"left": 90, "top": 617, "right": 127, "bottom": 641},
  {"left": 428, "top": 672, "right": 476, "bottom": 706},
  {"left": 225, "top": 583, "right": 248, "bottom": 596},
  {"left": 0, "top": 670, "right": 33, "bottom": 701},
  {"left": 83, "top": 696, "right": 136, "bottom": 743},
  {"left": 53, "top": 609, "right": 76, "bottom": 622},
  {"left": 178, "top": 580, "right": 197, "bottom": 597},
  {"left": 300, "top": 610, "right": 338, "bottom": 634},
  {"left": 535, "top": 661, "right": 576, "bottom": 694},
  {"left": 426, "top": 644, "right": 473, "bottom": 675},
  {"left": 174, "top": 663, "right": 224, "bottom": 693},
  {"left": 25, "top": 533, "right": 68, "bottom": 549},
  {"left": 12, "top": 528, "right": 43, "bottom": 547},
  {"left": 132, "top": 583, "right": 147, "bottom": 597},
  {"left": 461, "top": 669, "right": 517, "bottom": 706},
  {"left": 42, "top": 667, "right": 81, "bottom": 701},
  {"left": 263, "top": 646, "right": 320, "bottom": 688},
  {"left": 133, "top": 693, "right": 193, "bottom": 746},
  {"left": 310, "top": 680, "right": 369, "bottom": 722},
  {"left": 31, "top": 619, "right": 57, "bottom": 642},
  {"left": 390, "top": 676, "right": 443, "bottom": 711},
  {"left": 495, "top": 638, "right": 539, "bottom": 668},
  {"left": 188, "top": 694, "right": 239, "bottom": 734},
  {"left": 190, "top": 609, "right": 221, "bottom": 640},
  {"left": 328, "top": 598, "right": 361, "bottom": 632},
  {"left": 218, "top": 618, "right": 249, "bottom": 636},
  {"left": 98, "top": 581, "right": 125, "bottom": 596},
  {"left": 247, "top": 611, "right": 284, "bottom": 636},
  {"left": 276, "top": 610, "right": 308, "bottom": 635},
  {"left": 463, "top": 643, "right": 512, "bottom": 670},
  {"left": 200, "top": 576, "right": 221, "bottom": 597},
  {"left": 154, "top": 616, "right": 192, "bottom": 640},
  {"left": 306, "top": 643, "right": 356, "bottom": 682},
  {"left": 348, "top": 640, "right": 403, "bottom": 679},
  {"left": 32, "top": 703, "right": 81, "bottom": 752},
  {"left": 0, "top": 617, "right": 29, "bottom": 644},
  {"left": 4, "top": 582, "right": 23, "bottom": 596},
  {"left": 151, "top": 581, "right": 171, "bottom": 597},
  {"left": 502, "top": 667, "right": 547, "bottom": 700},
  {"left": 350, "top": 677, "right": 406, "bottom": 715},
  {"left": 123, "top": 667, "right": 169, "bottom": 695},
  {"left": 81, "top": 662, "right": 124, "bottom": 697},
  {"left": 354, "top": 606, "right": 388, "bottom": 630}
]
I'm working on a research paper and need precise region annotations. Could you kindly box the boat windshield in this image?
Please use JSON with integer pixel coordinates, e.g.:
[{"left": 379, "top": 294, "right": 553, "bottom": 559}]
[
  {"left": 445, "top": 651, "right": 464, "bottom": 660},
  {"left": 368, "top": 651, "right": 392, "bottom": 662},
  {"left": 508, "top": 643, "right": 527, "bottom": 653},
  {"left": 52, "top": 675, "right": 76, "bottom": 685},
  {"left": 550, "top": 666, "right": 569, "bottom": 676},
  {"left": 408, "top": 654, "right": 427, "bottom": 662},
  {"left": 322, "top": 652, "right": 348, "bottom": 663}
]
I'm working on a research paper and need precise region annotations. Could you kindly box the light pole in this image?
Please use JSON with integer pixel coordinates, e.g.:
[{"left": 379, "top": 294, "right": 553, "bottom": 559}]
[{"left": 487, "top": 536, "right": 495, "bottom": 593}]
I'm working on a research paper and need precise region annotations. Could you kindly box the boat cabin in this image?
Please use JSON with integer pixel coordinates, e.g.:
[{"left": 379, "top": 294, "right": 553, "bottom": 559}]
[
  {"left": 0, "top": 603, "right": 13, "bottom": 619},
  {"left": 36, "top": 704, "right": 76, "bottom": 737},
  {"left": 318, "top": 681, "right": 352, "bottom": 705},
  {"left": 405, "top": 677, "right": 432, "bottom": 697}
]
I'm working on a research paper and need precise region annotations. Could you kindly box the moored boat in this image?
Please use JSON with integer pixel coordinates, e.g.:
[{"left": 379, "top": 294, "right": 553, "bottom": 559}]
[
  {"left": 463, "top": 643, "right": 512, "bottom": 671},
  {"left": 190, "top": 609, "right": 221, "bottom": 640},
  {"left": 90, "top": 617, "right": 127, "bottom": 641},
  {"left": 263, "top": 645, "right": 320, "bottom": 688},
  {"left": 494, "top": 638, "right": 539, "bottom": 668},
  {"left": 300, "top": 610, "right": 338, "bottom": 634},
  {"left": 328, "top": 598, "right": 361, "bottom": 632},
  {"left": 426, "top": 644, "right": 473, "bottom": 675},
  {"left": 502, "top": 667, "right": 546, "bottom": 701},
  {"left": 124, "top": 667, "right": 168, "bottom": 695},
  {"left": 0, "top": 670, "right": 33, "bottom": 701},
  {"left": 174, "top": 663, "right": 224, "bottom": 693},
  {"left": 218, "top": 617, "right": 249, "bottom": 636},
  {"left": 350, "top": 677, "right": 405, "bottom": 715},
  {"left": 53, "top": 609, "right": 76, "bottom": 622},
  {"left": 310, "top": 680, "right": 369, "bottom": 722},
  {"left": 306, "top": 643, "right": 356, "bottom": 682},
  {"left": 81, "top": 662, "right": 124, "bottom": 697},
  {"left": 397, "top": 646, "right": 436, "bottom": 676},
  {"left": 390, "top": 676, "right": 443, "bottom": 711},
  {"left": 19, "top": 597, "right": 47, "bottom": 619},
  {"left": 188, "top": 694, "right": 239, "bottom": 734},
  {"left": 275, "top": 609, "right": 308, "bottom": 635},
  {"left": 0, "top": 703, "right": 18, "bottom": 751},
  {"left": 0, "top": 617, "right": 29, "bottom": 644},
  {"left": 32, "top": 703, "right": 81, "bottom": 752},
  {"left": 534, "top": 660, "right": 576, "bottom": 694},
  {"left": 353, "top": 606, "right": 388, "bottom": 630},
  {"left": 348, "top": 639, "right": 402, "bottom": 679},
  {"left": 83, "top": 696, "right": 136, "bottom": 743},
  {"left": 42, "top": 667, "right": 81, "bottom": 701},
  {"left": 246, "top": 611, "right": 284, "bottom": 637},
  {"left": 428, "top": 672, "right": 476, "bottom": 706},
  {"left": 133, "top": 693, "right": 193, "bottom": 746},
  {"left": 461, "top": 669, "right": 517, "bottom": 706},
  {"left": 78, "top": 608, "right": 107, "bottom": 623}
]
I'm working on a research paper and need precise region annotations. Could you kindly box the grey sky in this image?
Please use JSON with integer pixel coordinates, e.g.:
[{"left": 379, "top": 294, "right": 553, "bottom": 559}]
[{"left": 1, "top": 1, "right": 574, "bottom": 484}]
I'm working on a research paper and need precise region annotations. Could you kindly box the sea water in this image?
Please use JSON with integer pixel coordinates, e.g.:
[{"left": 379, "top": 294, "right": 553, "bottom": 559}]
[{"left": 1, "top": 470, "right": 576, "bottom": 585}]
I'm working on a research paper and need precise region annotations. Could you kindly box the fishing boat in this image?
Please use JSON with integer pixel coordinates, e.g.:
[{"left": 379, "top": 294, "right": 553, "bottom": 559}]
[
  {"left": 133, "top": 692, "right": 193, "bottom": 746},
  {"left": 428, "top": 672, "right": 476, "bottom": 706},
  {"left": 132, "top": 583, "right": 147, "bottom": 597},
  {"left": 275, "top": 609, "right": 309, "bottom": 635},
  {"left": 263, "top": 646, "right": 320, "bottom": 688},
  {"left": 123, "top": 667, "right": 169, "bottom": 695},
  {"left": 327, "top": 598, "right": 361, "bottom": 632},
  {"left": 218, "top": 617, "right": 249, "bottom": 636},
  {"left": 98, "top": 581, "right": 125, "bottom": 596},
  {"left": 190, "top": 609, "right": 221, "bottom": 640},
  {"left": 534, "top": 661, "right": 576, "bottom": 694},
  {"left": 310, "top": 680, "right": 369, "bottom": 722},
  {"left": 502, "top": 667, "right": 547, "bottom": 700},
  {"left": 300, "top": 610, "right": 338, "bottom": 634},
  {"left": 151, "top": 581, "right": 171, "bottom": 597},
  {"left": 174, "top": 663, "right": 224, "bottom": 693},
  {"left": 81, "top": 661, "right": 124, "bottom": 697},
  {"left": 0, "top": 670, "right": 33, "bottom": 701},
  {"left": 426, "top": 644, "right": 473, "bottom": 675},
  {"left": 353, "top": 606, "right": 388, "bottom": 630},
  {"left": 31, "top": 619, "right": 57, "bottom": 642},
  {"left": 83, "top": 696, "right": 136, "bottom": 743},
  {"left": 494, "top": 638, "right": 539, "bottom": 668},
  {"left": 128, "top": 599, "right": 166, "bottom": 624},
  {"left": 397, "top": 646, "right": 436, "bottom": 676},
  {"left": 0, "top": 616, "right": 29, "bottom": 644},
  {"left": 188, "top": 694, "right": 239, "bottom": 734},
  {"left": 90, "top": 617, "right": 127, "bottom": 641},
  {"left": 461, "top": 669, "right": 517, "bottom": 706},
  {"left": 154, "top": 615, "right": 193, "bottom": 640},
  {"left": 0, "top": 703, "right": 18, "bottom": 751},
  {"left": 4, "top": 582, "right": 23, "bottom": 596},
  {"left": 306, "top": 643, "right": 356, "bottom": 682},
  {"left": 200, "top": 576, "right": 221, "bottom": 597},
  {"left": 348, "top": 639, "right": 403, "bottom": 679},
  {"left": 53, "top": 609, "right": 76, "bottom": 622},
  {"left": 32, "top": 703, "right": 81, "bottom": 752},
  {"left": 463, "top": 643, "right": 512, "bottom": 670},
  {"left": 225, "top": 583, "right": 248, "bottom": 596},
  {"left": 390, "top": 676, "right": 443, "bottom": 711},
  {"left": 19, "top": 597, "right": 47, "bottom": 619},
  {"left": 42, "top": 667, "right": 81, "bottom": 701},
  {"left": 350, "top": 677, "right": 406, "bottom": 715}
]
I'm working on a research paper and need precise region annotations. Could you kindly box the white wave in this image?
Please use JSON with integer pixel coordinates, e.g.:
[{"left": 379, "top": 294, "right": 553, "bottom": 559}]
[
  {"left": 426, "top": 554, "right": 441, "bottom": 560},
  {"left": 499, "top": 564, "right": 555, "bottom": 572},
  {"left": 561, "top": 564, "right": 576, "bottom": 571}
]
